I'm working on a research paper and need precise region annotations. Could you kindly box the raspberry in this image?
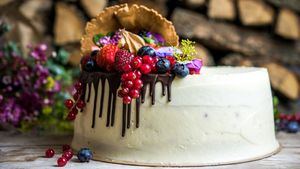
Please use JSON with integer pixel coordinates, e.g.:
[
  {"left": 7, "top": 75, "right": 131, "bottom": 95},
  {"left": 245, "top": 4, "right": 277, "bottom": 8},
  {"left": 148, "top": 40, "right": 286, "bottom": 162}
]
[
  {"left": 114, "top": 49, "right": 134, "bottom": 72},
  {"left": 96, "top": 45, "right": 119, "bottom": 71}
]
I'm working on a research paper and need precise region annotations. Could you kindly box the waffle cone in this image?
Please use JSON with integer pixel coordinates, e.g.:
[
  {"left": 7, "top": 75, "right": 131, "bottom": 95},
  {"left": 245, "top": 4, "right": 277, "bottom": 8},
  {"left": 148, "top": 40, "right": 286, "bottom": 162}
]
[{"left": 81, "top": 4, "right": 179, "bottom": 56}]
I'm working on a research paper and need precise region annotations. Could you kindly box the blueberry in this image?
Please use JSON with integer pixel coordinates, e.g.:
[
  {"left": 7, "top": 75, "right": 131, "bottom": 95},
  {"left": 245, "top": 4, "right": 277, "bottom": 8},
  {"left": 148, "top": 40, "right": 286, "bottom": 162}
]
[
  {"left": 137, "top": 46, "right": 156, "bottom": 57},
  {"left": 172, "top": 63, "right": 189, "bottom": 78},
  {"left": 85, "top": 59, "right": 95, "bottom": 72},
  {"left": 156, "top": 58, "right": 171, "bottom": 73},
  {"left": 287, "top": 121, "right": 299, "bottom": 133},
  {"left": 90, "top": 50, "right": 99, "bottom": 58},
  {"left": 77, "top": 148, "right": 93, "bottom": 162}
]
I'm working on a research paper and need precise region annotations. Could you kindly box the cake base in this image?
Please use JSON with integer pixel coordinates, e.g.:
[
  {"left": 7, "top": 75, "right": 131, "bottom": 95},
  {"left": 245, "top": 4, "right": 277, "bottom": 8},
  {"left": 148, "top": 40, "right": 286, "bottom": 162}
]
[{"left": 72, "top": 67, "right": 280, "bottom": 167}]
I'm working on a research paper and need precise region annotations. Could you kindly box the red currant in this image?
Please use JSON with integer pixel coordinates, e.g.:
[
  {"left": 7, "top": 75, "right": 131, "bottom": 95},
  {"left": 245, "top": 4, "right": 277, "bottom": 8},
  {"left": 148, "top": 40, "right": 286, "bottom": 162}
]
[
  {"left": 57, "top": 157, "right": 67, "bottom": 167},
  {"left": 122, "top": 64, "right": 132, "bottom": 72},
  {"left": 62, "top": 151, "right": 73, "bottom": 161},
  {"left": 62, "top": 144, "right": 71, "bottom": 152},
  {"left": 74, "top": 82, "right": 83, "bottom": 90},
  {"left": 73, "top": 92, "right": 80, "bottom": 100},
  {"left": 123, "top": 96, "right": 132, "bottom": 104},
  {"left": 76, "top": 100, "right": 85, "bottom": 109},
  {"left": 127, "top": 72, "right": 137, "bottom": 80},
  {"left": 286, "top": 114, "right": 293, "bottom": 121},
  {"left": 142, "top": 55, "right": 153, "bottom": 64},
  {"left": 279, "top": 113, "right": 286, "bottom": 120},
  {"left": 134, "top": 70, "right": 142, "bottom": 79},
  {"left": 45, "top": 148, "right": 55, "bottom": 158},
  {"left": 133, "top": 79, "right": 143, "bottom": 89},
  {"left": 121, "top": 73, "right": 130, "bottom": 81},
  {"left": 140, "top": 64, "right": 151, "bottom": 74},
  {"left": 67, "top": 111, "right": 76, "bottom": 121},
  {"left": 150, "top": 63, "right": 157, "bottom": 73},
  {"left": 70, "top": 107, "right": 78, "bottom": 115},
  {"left": 122, "top": 80, "right": 133, "bottom": 89},
  {"left": 129, "top": 89, "right": 140, "bottom": 98},
  {"left": 64, "top": 99, "right": 74, "bottom": 109},
  {"left": 131, "top": 57, "right": 142, "bottom": 69}
]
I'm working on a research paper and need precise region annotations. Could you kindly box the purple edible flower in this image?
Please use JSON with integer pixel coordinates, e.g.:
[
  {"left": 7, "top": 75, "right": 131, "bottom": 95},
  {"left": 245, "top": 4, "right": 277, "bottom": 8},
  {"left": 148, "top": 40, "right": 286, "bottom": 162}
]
[
  {"left": 153, "top": 33, "right": 165, "bottom": 44},
  {"left": 155, "top": 47, "right": 182, "bottom": 57},
  {"left": 99, "top": 36, "right": 111, "bottom": 46},
  {"left": 186, "top": 59, "right": 203, "bottom": 74}
]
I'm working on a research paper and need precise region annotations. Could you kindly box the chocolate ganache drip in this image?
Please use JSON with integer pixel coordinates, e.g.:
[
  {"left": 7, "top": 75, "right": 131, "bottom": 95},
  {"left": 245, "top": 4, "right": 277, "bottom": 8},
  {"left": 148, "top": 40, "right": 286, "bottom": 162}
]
[{"left": 80, "top": 71, "right": 175, "bottom": 137}]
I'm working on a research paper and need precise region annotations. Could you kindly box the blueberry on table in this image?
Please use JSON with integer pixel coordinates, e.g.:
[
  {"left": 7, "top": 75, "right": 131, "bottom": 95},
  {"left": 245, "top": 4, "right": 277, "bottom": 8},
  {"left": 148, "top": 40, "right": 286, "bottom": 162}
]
[
  {"left": 287, "top": 121, "right": 299, "bottom": 133},
  {"left": 77, "top": 148, "right": 93, "bottom": 162}
]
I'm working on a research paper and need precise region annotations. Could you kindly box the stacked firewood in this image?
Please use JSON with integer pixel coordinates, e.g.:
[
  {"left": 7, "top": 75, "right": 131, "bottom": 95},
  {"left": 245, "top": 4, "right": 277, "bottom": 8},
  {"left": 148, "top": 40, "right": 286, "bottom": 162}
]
[{"left": 0, "top": 0, "right": 299, "bottom": 108}]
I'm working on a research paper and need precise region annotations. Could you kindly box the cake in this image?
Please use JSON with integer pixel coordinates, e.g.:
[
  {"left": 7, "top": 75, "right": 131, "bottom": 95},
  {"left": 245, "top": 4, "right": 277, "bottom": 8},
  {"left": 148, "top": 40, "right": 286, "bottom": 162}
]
[{"left": 69, "top": 4, "right": 280, "bottom": 167}]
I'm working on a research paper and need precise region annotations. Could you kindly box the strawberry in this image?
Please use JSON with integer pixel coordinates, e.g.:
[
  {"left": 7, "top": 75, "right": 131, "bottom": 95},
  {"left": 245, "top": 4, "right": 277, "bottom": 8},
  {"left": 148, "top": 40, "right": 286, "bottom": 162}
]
[
  {"left": 96, "top": 45, "right": 119, "bottom": 71},
  {"left": 114, "top": 49, "right": 134, "bottom": 72}
]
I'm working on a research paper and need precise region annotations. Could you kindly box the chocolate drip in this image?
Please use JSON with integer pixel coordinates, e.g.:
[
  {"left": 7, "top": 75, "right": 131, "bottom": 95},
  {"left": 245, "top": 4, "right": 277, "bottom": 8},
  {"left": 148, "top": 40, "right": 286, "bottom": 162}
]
[
  {"left": 86, "top": 82, "right": 92, "bottom": 102},
  {"left": 91, "top": 78, "right": 99, "bottom": 128},
  {"left": 122, "top": 104, "right": 126, "bottom": 137},
  {"left": 127, "top": 104, "right": 131, "bottom": 129},
  {"left": 99, "top": 78, "right": 105, "bottom": 117},
  {"left": 80, "top": 71, "right": 174, "bottom": 137},
  {"left": 135, "top": 97, "right": 140, "bottom": 128}
]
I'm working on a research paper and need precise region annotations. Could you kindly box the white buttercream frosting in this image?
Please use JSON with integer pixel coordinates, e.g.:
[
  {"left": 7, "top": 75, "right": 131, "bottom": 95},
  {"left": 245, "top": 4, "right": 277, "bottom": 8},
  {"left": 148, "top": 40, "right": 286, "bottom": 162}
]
[{"left": 72, "top": 67, "right": 279, "bottom": 166}]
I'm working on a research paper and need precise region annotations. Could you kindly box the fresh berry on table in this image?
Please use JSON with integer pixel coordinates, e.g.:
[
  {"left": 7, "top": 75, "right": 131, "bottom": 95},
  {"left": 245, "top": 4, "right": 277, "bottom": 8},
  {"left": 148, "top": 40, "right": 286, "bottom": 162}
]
[
  {"left": 45, "top": 148, "right": 55, "bottom": 158},
  {"left": 57, "top": 157, "right": 68, "bottom": 167},
  {"left": 77, "top": 148, "right": 93, "bottom": 162}
]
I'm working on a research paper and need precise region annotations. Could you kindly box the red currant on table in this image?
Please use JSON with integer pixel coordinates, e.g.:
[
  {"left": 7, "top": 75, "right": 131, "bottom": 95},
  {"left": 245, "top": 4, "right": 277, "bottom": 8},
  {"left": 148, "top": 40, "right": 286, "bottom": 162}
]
[
  {"left": 140, "top": 64, "right": 151, "bottom": 74},
  {"left": 74, "top": 82, "right": 83, "bottom": 90},
  {"left": 45, "top": 148, "right": 55, "bottom": 158},
  {"left": 62, "top": 144, "right": 71, "bottom": 152},
  {"left": 64, "top": 99, "right": 74, "bottom": 109},
  {"left": 57, "top": 157, "right": 68, "bottom": 167},
  {"left": 62, "top": 150, "right": 73, "bottom": 161},
  {"left": 67, "top": 111, "right": 77, "bottom": 121},
  {"left": 123, "top": 96, "right": 132, "bottom": 104},
  {"left": 129, "top": 89, "right": 140, "bottom": 98},
  {"left": 133, "top": 79, "right": 143, "bottom": 89},
  {"left": 76, "top": 100, "right": 85, "bottom": 109},
  {"left": 131, "top": 57, "right": 142, "bottom": 69}
]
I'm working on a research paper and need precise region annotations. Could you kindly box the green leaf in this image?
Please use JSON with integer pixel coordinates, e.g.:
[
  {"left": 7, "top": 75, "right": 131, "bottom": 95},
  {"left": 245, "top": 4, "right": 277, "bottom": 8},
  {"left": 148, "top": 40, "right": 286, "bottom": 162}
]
[
  {"left": 93, "top": 33, "right": 105, "bottom": 45},
  {"left": 143, "top": 37, "right": 155, "bottom": 44},
  {"left": 106, "top": 32, "right": 114, "bottom": 37}
]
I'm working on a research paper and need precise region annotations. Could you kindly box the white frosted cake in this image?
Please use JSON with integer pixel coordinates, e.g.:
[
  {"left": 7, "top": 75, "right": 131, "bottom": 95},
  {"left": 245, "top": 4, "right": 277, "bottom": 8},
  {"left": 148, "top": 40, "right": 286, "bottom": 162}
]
[
  {"left": 72, "top": 67, "right": 279, "bottom": 166},
  {"left": 69, "top": 4, "right": 279, "bottom": 167}
]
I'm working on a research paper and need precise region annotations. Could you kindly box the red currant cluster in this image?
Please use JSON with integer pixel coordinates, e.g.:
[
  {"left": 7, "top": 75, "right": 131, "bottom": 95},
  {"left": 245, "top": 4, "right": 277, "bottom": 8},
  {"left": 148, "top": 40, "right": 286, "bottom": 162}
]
[
  {"left": 118, "top": 55, "right": 158, "bottom": 104},
  {"left": 45, "top": 144, "right": 73, "bottom": 167},
  {"left": 64, "top": 82, "right": 86, "bottom": 121}
]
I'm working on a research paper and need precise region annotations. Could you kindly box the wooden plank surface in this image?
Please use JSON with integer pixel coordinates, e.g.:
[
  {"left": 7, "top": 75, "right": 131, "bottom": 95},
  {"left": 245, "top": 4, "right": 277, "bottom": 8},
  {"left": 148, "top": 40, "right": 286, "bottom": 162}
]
[{"left": 0, "top": 131, "right": 299, "bottom": 169}]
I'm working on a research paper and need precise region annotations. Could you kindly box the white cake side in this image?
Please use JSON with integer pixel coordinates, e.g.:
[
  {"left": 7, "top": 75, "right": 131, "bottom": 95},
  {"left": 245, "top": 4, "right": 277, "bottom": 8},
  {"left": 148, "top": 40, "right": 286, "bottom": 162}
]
[{"left": 72, "top": 67, "right": 280, "bottom": 166}]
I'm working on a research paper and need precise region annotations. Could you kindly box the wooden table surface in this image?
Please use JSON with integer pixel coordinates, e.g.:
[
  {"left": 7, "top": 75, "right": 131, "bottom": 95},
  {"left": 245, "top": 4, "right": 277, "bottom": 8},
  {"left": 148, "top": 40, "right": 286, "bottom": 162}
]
[{"left": 0, "top": 131, "right": 299, "bottom": 169}]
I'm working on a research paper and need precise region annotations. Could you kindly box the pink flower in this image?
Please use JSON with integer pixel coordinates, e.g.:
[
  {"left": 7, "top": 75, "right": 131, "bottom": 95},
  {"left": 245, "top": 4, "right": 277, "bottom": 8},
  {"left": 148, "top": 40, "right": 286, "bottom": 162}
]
[{"left": 186, "top": 59, "right": 203, "bottom": 74}]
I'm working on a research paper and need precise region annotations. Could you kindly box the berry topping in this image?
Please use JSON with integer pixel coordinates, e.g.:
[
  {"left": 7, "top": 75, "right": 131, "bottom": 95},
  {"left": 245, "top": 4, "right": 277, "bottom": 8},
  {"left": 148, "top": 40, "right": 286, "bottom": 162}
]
[
  {"left": 166, "top": 56, "right": 176, "bottom": 68},
  {"left": 84, "top": 58, "right": 96, "bottom": 72},
  {"left": 74, "top": 82, "right": 82, "bottom": 90},
  {"left": 140, "top": 64, "right": 151, "bottom": 74},
  {"left": 64, "top": 99, "right": 74, "bottom": 109},
  {"left": 77, "top": 148, "right": 93, "bottom": 162},
  {"left": 122, "top": 80, "right": 134, "bottom": 89},
  {"left": 57, "top": 157, "right": 68, "bottom": 167},
  {"left": 73, "top": 92, "right": 80, "bottom": 100},
  {"left": 131, "top": 57, "right": 142, "bottom": 69},
  {"left": 115, "top": 49, "right": 134, "bottom": 72},
  {"left": 137, "top": 46, "right": 156, "bottom": 57},
  {"left": 129, "top": 89, "right": 140, "bottom": 98},
  {"left": 90, "top": 50, "right": 99, "bottom": 58},
  {"left": 96, "top": 44, "right": 119, "bottom": 71},
  {"left": 173, "top": 63, "right": 189, "bottom": 78},
  {"left": 142, "top": 55, "right": 154, "bottom": 64},
  {"left": 156, "top": 58, "right": 171, "bottom": 74},
  {"left": 134, "top": 70, "right": 142, "bottom": 79},
  {"left": 62, "top": 144, "right": 71, "bottom": 152},
  {"left": 118, "top": 87, "right": 130, "bottom": 97},
  {"left": 127, "top": 72, "right": 137, "bottom": 80},
  {"left": 67, "top": 111, "right": 77, "bottom": 121},
  {"left": 45, "top": 148, "right": 55, "bottom": 158},
  {"left": 76, "top": 100, "right": 85, "bottom": 109},
  {"left": 123, "top": 96, "right": 132, "bottom": 104},
  {"left": 133, "top": 79, "right": 143, "bottom": 89}
]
